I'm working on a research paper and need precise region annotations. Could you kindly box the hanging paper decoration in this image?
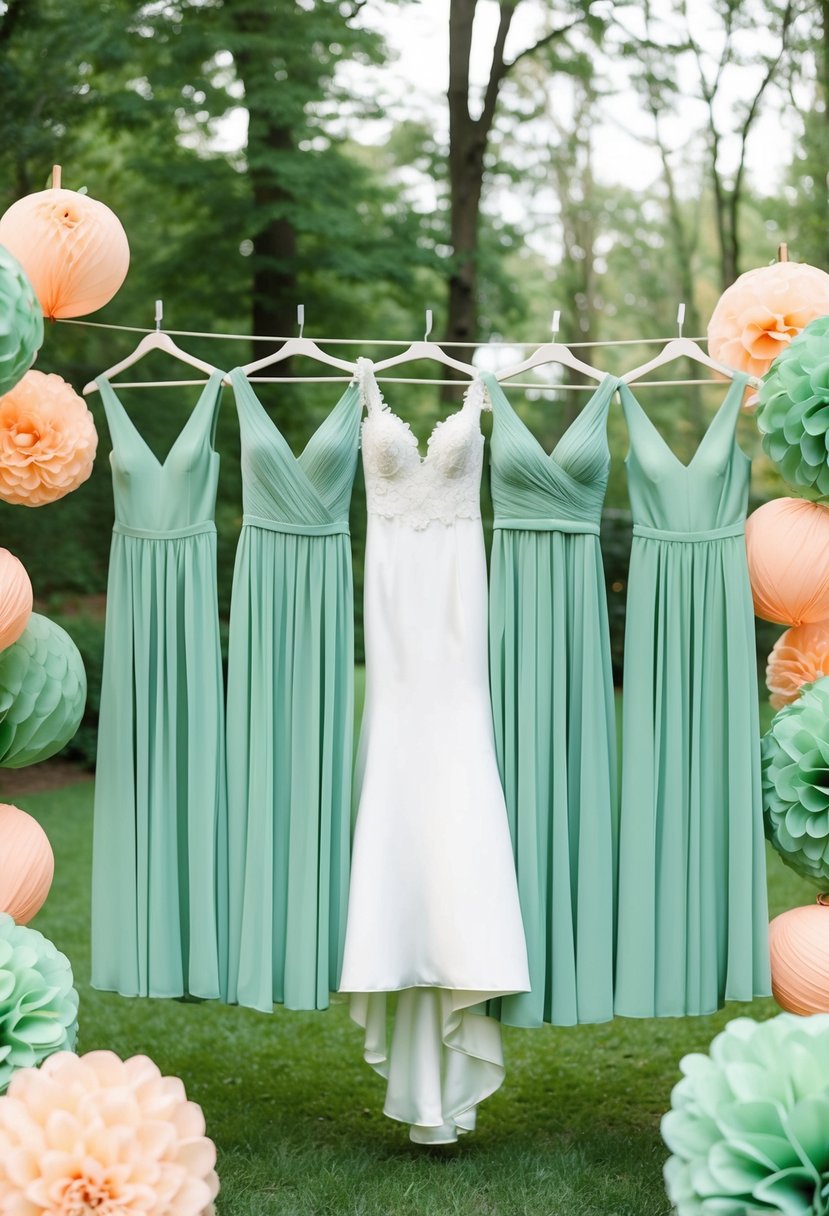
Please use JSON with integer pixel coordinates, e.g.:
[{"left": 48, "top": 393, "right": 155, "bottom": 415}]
[
  {"left": 0, "top": 246, "right": 43, "bottom": 397},
  {"left": 756, "top": 316, "right": 829, "bottom": 499},
  {"left": 0, "top": 1049, "right": 219, "bottom": 1214},
  {"left": 0, "top": 549, "right": 31, "bottom": 653},
  {"left": 708, "top": 261, "right": 829, "bottom": 381},
  {"left": 762, "top": 675, "right": 829, "bottom": 885},
  {"left": 0, "top": 369, "right": 97, "bottom": 506},
  {"left": 0, "top": 912, "right": 77, "bottom": 1094},
  {"left": 0, "top": 613, "right": 86, "bottom": 769},
  {"left": 769, "top": 900, "right": 829, "bottom": 1015},
  {"left": 0, "top": 183, "right": 129, "bottom": 319},
  {"left": 745, "top": 497, "right": 829, "bottom": 624},
  {"left": 662, "top": 1012, "right": 829, "bottom": 1216},
  {"left": 766, "top": 621, "right": 829, "bottom": 708},
  {"left": 0, "top": 803, "right": 53, "bottom": 924}
]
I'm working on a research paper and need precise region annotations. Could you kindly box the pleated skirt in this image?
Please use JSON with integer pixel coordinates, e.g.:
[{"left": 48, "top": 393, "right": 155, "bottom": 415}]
[
  {"left": 91, "top": 529, "right": 227, "bottom": 999},
  {"left": 489, "top": 528, "right": 617, "bottom": 1027},
  {"left": 224, "top": 524, "right": 353, "bottom": 1012},
  {"left": 614, "top": 534, "right": 770, "bottom": 1017}
]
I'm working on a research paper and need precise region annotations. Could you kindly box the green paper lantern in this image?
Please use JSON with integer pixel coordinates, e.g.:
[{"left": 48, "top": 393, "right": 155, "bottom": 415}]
[
  {"left": 0, "top": 246, "right": 43, "bottom": 398},
  {"left": 0, "top": 912, "right": 78, "bottom": 1093},
  {"left": 663, "top": 1012, "right": 829, "bottom": 1216},
  {"left": 0, "top": 613, "right": 86, "bottom": 768},
  {"left": 762, "top": 674, "right": 829, "bottom": 886},
  {"left": 756, "top": 315, "right": 829, "bottom": 499}
]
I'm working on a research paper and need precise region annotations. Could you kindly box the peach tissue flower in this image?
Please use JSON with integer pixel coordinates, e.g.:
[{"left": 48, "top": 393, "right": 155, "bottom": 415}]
[
  {"left": 0, "top": 1050, "right": 219, "bottom": 1216},
  {"left": 0, "top": 370, "right": 97, "bottom": 506},
  {"left": 766, "top": 621, "right": 829, "bottom": 709}
]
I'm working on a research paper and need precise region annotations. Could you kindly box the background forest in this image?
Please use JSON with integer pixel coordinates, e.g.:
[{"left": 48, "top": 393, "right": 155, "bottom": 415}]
[{"left": 0, "top": 0, "right": 826, "bottom": 764}]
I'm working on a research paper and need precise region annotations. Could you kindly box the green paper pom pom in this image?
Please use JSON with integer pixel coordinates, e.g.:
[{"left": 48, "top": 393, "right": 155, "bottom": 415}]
[
  {"left": 762, "top": 674, "right": 829, "bottom": 886},
  {"left": 662, "top": 1012, "right": 829, "bottom": 1216},
  {"left": 0, "top": 246, "right": 43, "bottom": 398},
  {"left": 0, "top": 613, "right": 86, "bottom": 768},
  {"left": 756, "top": 315, "right": 829, "bottom": 500},
  {"left": 0, "top": 912, "right": 78, "bottom": 1093}
]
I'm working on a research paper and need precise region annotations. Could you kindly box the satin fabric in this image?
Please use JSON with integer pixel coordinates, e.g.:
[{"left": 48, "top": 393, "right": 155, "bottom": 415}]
[
  {"left": 224, "top": 370, "right": 361, "bottom": 1012},
  {"left": 483, "top": 372, "right": 618, "bottom": 1028},
  {"left": 91, "top": 373, "right": 227, "bottom": 999},
  {"left": 615, "top": 375, "right": 771, "bottom": 1017}
]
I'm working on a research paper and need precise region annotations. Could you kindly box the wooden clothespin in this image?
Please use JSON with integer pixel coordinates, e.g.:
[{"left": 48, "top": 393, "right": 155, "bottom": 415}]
[
  {"left": 51, "top": 165, "right": 61, "bottom": 189},
  {"left": 777, "top": 242, "right": 789, "bottom": 263}
]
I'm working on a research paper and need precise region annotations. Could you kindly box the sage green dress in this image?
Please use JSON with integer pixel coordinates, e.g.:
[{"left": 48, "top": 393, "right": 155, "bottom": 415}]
[
  {"left": 482, "top": 372, "right": 618, "bottom": 1028},
  {"left": 225, "top": 370, "right": 361, "bottom": 1012},
  {"left": 91, "top": 372, "right": 227, "bottom": 1000},
  {"left": 614, "top": 376, "right": 770, "bottom": 1017}
]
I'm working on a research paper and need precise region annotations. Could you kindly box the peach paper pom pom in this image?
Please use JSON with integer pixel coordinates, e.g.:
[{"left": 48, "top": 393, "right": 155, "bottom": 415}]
[
  {"left": 0, "top": 369, "right": 97, "bottom": 506},
  {"left": 0, "top": 1050, "right": 219, "bottom": 1215},
  {"left": 708, "top": 261, "right": 829, "bottom": 381},
  {"left": 766, "top": 622, "right": 829, "bottom": 709},
  {"left": 0, "top": 548, "right": 31, "bottom": 651},
  {"left": 745, "top": 497, "right": 829, "bottom": 625},
  {"left": 0, "top": 803, "right": 53, "bottom": 923}
]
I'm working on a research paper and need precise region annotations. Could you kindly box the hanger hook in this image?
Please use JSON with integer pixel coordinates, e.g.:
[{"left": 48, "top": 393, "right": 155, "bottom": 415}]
[
  {"left": 423, "top": 309, "right": 433, "bottom": 342},
  {"left": 155, "top": 299, "right": 163, "bottom": 332},
  {"left": 676, "top": 302, "right": 686, "bottom": 340},
  {"left": 551, "top": 310, "right": 561, "bottom": 338},
  {"left": 297, "top": 304, "right": 305, "bottom": 339}
]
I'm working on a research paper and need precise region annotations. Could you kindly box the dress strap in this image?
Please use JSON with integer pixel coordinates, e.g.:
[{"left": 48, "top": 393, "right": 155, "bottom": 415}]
[
  {"left": 355, "top": 358, "right": 385, "bottom": 416},
  {"left": 462, "top": 376, "right": 487, "bottom": 417}
]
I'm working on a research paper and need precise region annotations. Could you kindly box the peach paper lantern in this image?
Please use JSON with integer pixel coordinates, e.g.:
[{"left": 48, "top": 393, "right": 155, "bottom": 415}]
[
  {"left": 0, "top": 174, "right": 129, "bottom": 319},
  {"left": 0, "top": 803, "right": 54, "bottom": 924},
  {"left": 745, "top": 497, "right": 829, "bottom": 625},
  {"left": 766, "top": 621, "right": 829, "bottom": 708},
  {"left": 0, "top": 549, "right": 31, "bottom": 652},
  {"left": 708, "top": 261, "right": 829, "bottom": 381},
  {"left": 769, "top": 898, "right": 829, "bottom": 1015}
]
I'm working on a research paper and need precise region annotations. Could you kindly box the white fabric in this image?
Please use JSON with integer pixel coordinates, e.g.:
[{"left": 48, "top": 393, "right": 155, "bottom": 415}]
[{"left": 340, "top": 360, "right": 529, "bottom": 1143}]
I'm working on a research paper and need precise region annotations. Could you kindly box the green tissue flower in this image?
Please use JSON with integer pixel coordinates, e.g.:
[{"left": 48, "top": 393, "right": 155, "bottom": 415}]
[
  {"left": 0, "top": 912, "right": 78, "bottom": 1093},
  {"left": 0, "top": 246, "right": 43, "bottom": 398},
  {"left": 0, "top": 613, "right": 86, "bottom": 768},
  {"left": 663, "top": 1013, "right": 829, "bottom": 1216},
  {"left": 757, "top": 315, "right": 829, "bottom": 499},
  {"left": 762, "top": 674, "right": 829, "bottom": 887}
]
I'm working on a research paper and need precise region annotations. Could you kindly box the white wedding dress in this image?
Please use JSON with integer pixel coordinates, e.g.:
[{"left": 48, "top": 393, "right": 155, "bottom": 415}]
[{"left": 339, "top": 359, "right": 529, "bottom": 1143}]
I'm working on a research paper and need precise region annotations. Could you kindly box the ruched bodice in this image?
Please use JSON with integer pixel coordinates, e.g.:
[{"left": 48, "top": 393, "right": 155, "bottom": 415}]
[
  {"left": 229, "top": 367, "right": 361, "bottom": 533},
  {"left": 619, "top": 376, "right": 750, "bottom": 538},
  {"left": 483, "top": 372, "right": 616, "bottom": 533},
  {"left": 98, "top": 373, "right": 223, "bottom": 536}
]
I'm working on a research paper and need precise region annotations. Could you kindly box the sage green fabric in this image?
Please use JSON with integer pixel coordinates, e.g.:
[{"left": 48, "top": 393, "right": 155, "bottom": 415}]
[
  {"left": 482, "top": 372, "right": 618, "bottom": 1028},
  {"left": 224, "top": 370, "right": 361, "bottom": 1013},
  {"left": 614, "top": 376, "right": 770, "bottom": 1017},
  {"left": 91, "top": 372, "right": 227, "bottom": 1000}
]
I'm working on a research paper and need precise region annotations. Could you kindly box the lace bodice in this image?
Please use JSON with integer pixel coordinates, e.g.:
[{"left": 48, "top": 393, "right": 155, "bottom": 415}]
[{"left": 356, "top": 358, "right": 485, "bottom": 530}]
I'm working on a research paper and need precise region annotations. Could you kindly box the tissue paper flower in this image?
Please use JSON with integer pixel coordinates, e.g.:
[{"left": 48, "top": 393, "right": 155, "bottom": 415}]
[
  {"left": 0, "top": 1050, "right": 219, "bottom": 1215},
  {"left": 756, "top": 316, "right": 829, "bottom": 498},
  {"left": 0, "top": 246, "right": 43, "bottom": 398},
  {"left": 0, "top": 912, "right": 77, "bottom": 1094},
  {"left": 0, "top": 370, "right": 97, "bottom": 506},
  {"left": 663, "top": 1012, "right": 829, "bottom": 1216},
  {"left": 762, "top": 674, "right": 829, "bottom": 885},
  {"left": 0, "top": 613, "right": 86, "bottom": 768},
  {"left": 766, "top": 622, "right": 829, "bottom": 708}
]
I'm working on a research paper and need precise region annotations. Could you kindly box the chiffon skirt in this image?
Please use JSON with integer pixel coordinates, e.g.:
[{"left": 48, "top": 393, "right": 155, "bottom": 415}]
[
  {"left": 225, "top": 524, "right": 353, "bottom": 1012},
  {"left": 91, "top": 529, "right": 227, "bottom": 999},
  {"left": 489, "top": 528, "right": 617, "bottom": 1027},
  {"left": 614, "top": 534, "right": 770, "bottom": 1016}
]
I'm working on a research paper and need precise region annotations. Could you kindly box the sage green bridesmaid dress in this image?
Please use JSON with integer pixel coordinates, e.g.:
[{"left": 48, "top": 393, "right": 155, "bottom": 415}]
[
  {"left": 482, "top": 371, "right": 618, "bottom": 1028},
  {"left": 225, "top": 370, "right": 361, "bottom": 1012},
  {"left": 614, "top": 375, "right": 770, "bottom": 1017},
  {"left": 91, "top": 372, "right": 227, "bottom": 1000}
]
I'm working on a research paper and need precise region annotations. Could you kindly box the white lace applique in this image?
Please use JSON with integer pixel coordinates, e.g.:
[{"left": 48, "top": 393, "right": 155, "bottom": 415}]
[{"left": 357, "top": 362, "right": 485, "bottom": 530}]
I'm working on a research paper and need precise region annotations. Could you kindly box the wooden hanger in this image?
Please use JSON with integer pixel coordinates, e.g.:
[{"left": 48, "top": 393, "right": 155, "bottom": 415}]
[
  {"left": 495, "top": 312, "right": 605, "bottom": 384},
  {"left": 83, "top": 301, "right": 222, "bottom": 395},
  {"left": 372, "top": 311, "right": 477, "bottom": 377},
  {"left": 231, "top": 306, "right": 356, "bottom": 384},
  {"left": 622, "top": 304, "right": 761, "bottom": 389}
]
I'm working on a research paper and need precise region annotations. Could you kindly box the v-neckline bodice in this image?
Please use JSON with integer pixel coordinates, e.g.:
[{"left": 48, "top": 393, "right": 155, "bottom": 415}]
[
  {"left": 483, "top": 371, "right": 617, "bottom": 465},
  {"left": 229, "top": 368, "right": 360, "bottom": 466},
  {"left": 98, "top": 372, "right": 224, "bottom": 472},
  {"left": 619, "top": 374, "right": 749, "bottom": 473}
]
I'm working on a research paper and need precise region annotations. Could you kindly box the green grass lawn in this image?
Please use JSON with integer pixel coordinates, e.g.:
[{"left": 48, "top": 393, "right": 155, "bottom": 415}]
[{"left": 5, "top": 692, "right": 815, "bottom": 1216}]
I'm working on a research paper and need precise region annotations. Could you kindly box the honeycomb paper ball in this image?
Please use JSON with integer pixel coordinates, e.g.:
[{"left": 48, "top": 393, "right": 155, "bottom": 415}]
[
  {"left": 708, "top": 261, "right": 829, "bottom": 380},
  {"left": 0, "top": 549, "right": 31, "bottom": 652},
  {"left": 756, "top": 315, "right": 829, "bottom": 499},
  {"left": 0, "top": 246, "right": 43, "bottom": 397},
  {"left": 0, "top": 369, "right": 98, "bottom": 506},
  {"left": 766, "top": 621, "right": 829, "bottom": 708},
  {"left": 0, "top": 803, "right": 53, "bottom": 923},
  {"left": 0, "top": 613, "right": 86, "bottom": 768},
  {"left": 0, "top": 186, "right": 129, "bottom": 319},
  {"left": 769, "top": 899, "right": 829, "bottom": 1014},
  {"left": 745, "top": 497, "right": 829, "bottom": 625}
]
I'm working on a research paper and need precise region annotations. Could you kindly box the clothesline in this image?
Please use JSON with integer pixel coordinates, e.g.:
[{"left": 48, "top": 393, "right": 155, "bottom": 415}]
[{"left": 98, "top": 376, "right": 740, "bottom": 390}]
